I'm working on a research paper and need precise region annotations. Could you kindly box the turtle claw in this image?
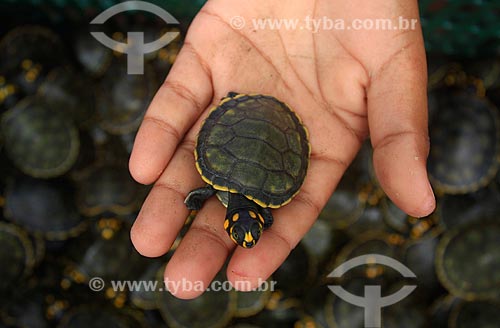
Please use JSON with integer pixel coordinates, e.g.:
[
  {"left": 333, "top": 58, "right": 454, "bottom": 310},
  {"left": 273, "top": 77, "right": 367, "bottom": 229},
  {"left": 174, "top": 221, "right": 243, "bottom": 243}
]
[
  {"left": 226, "top": 91, "right": 239, "bottom": 98},
  {"left": 184, "top": 186, "right": 216, "bottom": 210}
]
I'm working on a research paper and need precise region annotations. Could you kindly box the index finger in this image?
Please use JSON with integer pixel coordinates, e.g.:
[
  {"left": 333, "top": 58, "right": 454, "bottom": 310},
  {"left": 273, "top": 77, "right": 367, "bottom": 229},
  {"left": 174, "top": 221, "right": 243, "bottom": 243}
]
[{"left": 129, "top": 41, "right": 213, "bottom": 184}]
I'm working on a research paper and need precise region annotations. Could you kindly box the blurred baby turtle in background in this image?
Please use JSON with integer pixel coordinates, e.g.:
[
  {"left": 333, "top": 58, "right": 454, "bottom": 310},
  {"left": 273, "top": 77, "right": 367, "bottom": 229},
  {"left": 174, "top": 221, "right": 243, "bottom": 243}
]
[{"left": 0, "top": 0, "right": 500, "bottom": 327}]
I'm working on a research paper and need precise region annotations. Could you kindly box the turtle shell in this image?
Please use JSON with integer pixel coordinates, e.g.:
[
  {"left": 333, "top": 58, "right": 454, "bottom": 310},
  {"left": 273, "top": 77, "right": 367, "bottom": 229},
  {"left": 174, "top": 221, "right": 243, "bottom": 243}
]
[
  {"left": 234, "top": 284, "right": 272, "bottom": 318},
  {"left": 380, "top": 287, "right": 426, "bottom": 328},
  {"left": 273, "top": 242, "right": 316, "bottom": 296},
  {"left": 38, "top": 67, "right": 96, "bottom": 129},
  {"left": 249, "top": 292, "right": 302, "bottom": 327},
  {"left": 73, "top": 31, "right": 113, "bottom": 78},
  {"left": 0, "top": 222, "right": 35, "bottom": 293},
  {"left": 57, "top": 305, "right": 145, "bottom": 328},
  {"left": 155, "top": 269, "right": 236, "bottom": 328},
  {"left": 0, "top": 26, "right": 66, "bottom": 73},
  {"left": 344, "top": 206, "right": 389, "bottom": 237},
  {"left": 0, "top": 26, "right": 68, "bottom": 99},
  {"left": 428, "top": 295, "right": 460, "bottom": 328},
  {"left": 436, "top": 220, "right": 500, "bottom": 300},
  {"left": 382, "top": 197, "right": 440, "bottom": 239},
  {"left": 325, "top": 276, "right": 391, "bottom": 328},
  {"left": 0, "top": 75, "right": 22, "bottom": 113},
  {"left": 331, "top": 231, "right": 402, "bottom": 282},
  {"left": 129, "top": 260, "right": 164, "bottom": 310},
  {"left": 0, "top": 97, "right": 80, "bottom": 178},
  {"left": 318, "top": 181, "right": 365, "bottom": 231},
  {"left": 426, "top": 57, "right": 461, "bottom": 90},
  {"left": 196, "top": 93, "right": 310, "bottom": 208},
  {"left": 96, "top": 60, "right": 156, "bottom": 135},
  {"left": 464, "top": 58, "right": 500, "bottom": 89},
  {"left": 448, "top": 300, "right": 500, "bottom": 328},
  {"left": 302, "top": 218, "right": 339, "bottom": 262},
  {"left": 75, "top": 164, "right": 146, "bottom": 217},
  {"left": 3, "top": 176, "right": 87, "bottom": 241},
  {"left": 437, "top": 189, "right": 499, "bottom": 231},
  {"left": 381, "top": 197, "right": 410, "bottom": 233},
  {"left": 402, "top": 235, "right": 441, "bottom": 297},
  {"left": 64, "top": 221, "right": 146, "bottom": 284},
  {"left": 428, "top": 90, "right": 500, "bottom": 194}
]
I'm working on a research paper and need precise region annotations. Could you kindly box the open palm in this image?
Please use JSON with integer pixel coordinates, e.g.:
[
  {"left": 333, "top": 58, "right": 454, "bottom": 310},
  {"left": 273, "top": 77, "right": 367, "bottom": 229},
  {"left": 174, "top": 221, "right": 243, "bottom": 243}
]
[{"left": 129, "top": 0, "right": 435, "bottom": 299}]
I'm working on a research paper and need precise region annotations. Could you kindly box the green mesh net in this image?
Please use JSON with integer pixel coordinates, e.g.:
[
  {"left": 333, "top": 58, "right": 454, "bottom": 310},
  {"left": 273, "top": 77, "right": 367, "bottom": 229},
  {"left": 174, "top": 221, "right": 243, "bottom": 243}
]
[
  {"left": 419, "top": 0, "right": 500, "bottom": 57},
  {"left": 2, "top": 0, "right": 500, "bottom": 57}
]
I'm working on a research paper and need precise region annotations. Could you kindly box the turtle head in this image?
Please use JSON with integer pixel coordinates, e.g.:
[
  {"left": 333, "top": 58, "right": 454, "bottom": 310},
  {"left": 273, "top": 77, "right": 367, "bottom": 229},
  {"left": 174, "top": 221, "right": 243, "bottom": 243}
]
[{"left": 224, "top": 210, "right": 264, "bottom": 248}]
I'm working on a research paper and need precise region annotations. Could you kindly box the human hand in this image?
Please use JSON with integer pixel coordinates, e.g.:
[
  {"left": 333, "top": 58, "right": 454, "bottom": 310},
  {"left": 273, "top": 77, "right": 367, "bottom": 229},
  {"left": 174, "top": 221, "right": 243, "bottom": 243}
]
[{"left": 129, "top": 0, "right": 435, "bottom": 299}]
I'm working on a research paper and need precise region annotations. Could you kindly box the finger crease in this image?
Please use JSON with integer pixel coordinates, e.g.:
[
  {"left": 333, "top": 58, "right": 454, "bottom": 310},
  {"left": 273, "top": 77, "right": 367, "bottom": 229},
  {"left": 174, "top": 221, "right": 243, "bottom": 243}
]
[
  {"left": 324, "top": 107, "right": 366, "bottom": 144},
  {"left": 142, "top": 116, "right": 181, "bottom": 143},
  {"left": 265, "top": 229, "right": 293, "bottom": 252},
  {"left": 310, "top": 152, "right": 349, "bottom": 170},
  {"left": 178, "top": 139, "right": 196, "bottom": 155},
  {"left": 370, "top": 40, "right": 415, "bottom": 83},
  {"left": 189, "top": 224, "right": 232, "bottom": 255},
  {"left": 154, "top": 182, "right": 187, "bottom": 202},
  {"left": 333, "top": 103, "right": 368, "bottom": 120},
  {"left": 334, "top": 37, "right": 370, "bottom": 87},
  {"left": 182, "top": 41, "right": 213, "bottom": 84},
  {"left": 163, "top": 79, "right": 205, "bottom": 114},
  {"left": 294, "top": 189, "right": 322, "bottom": 220},
  {"left": 373, "top": 130, "right": 428, "bottom": 151}
]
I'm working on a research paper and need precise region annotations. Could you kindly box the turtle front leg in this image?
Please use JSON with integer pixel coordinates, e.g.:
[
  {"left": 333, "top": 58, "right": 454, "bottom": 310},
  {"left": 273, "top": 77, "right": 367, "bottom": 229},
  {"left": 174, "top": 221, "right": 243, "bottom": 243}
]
[
  {"left": 184, "top": 186, "right": 216, "bottom": 210},
  {"left": 259, "top": 207, "right": 274, "bottom": 230}
]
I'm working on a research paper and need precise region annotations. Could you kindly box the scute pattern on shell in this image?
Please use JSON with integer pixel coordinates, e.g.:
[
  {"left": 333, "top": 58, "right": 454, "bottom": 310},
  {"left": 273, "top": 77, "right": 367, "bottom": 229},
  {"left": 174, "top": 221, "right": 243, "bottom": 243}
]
[{"left": 195, "top": 94, "right": 310, "bottom": 208}]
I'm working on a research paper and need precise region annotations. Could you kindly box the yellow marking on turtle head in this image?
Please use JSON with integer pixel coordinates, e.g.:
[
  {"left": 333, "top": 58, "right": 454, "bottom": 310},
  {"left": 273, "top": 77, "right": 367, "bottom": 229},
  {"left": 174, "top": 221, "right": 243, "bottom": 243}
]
[
  {"left": 244, "top": 231, "right": 253, "bottom": 243},
  {"left": 249, "top": 211, "right": 257, "bottom": 219},
  {"left": 224, "top": 219, "right": 229, "bottom": 230},
  {"left": 232, "top": 213, "right": 239, "bottom": 221},
  {"left": 257, "top": 213, "right": 265, "bottom": 224},
  {"left": 229, "top": 226, "right": 237, "bottom": 244}
]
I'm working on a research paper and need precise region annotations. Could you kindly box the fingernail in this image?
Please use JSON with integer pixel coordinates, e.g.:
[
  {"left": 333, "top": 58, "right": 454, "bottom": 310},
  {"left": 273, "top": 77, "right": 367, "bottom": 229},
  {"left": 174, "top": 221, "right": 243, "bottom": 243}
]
[{"left": 420, "top": 183, "right": 436, "bottom": 216}]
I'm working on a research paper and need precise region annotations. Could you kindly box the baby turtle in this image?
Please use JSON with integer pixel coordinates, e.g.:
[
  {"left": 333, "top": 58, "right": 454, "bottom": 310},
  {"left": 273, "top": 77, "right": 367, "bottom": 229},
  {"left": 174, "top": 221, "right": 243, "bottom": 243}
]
[
  {"left": 185, "top": 92, "right": 310, "bottom": 248},
  {"left": 96, "top": 60, "right": 156, "bottom": 135},
  {"left": 38, "top": 67, "right": 96, "bottom": 129},
  {"left": 73, "top": 31, "right": 113, "bottom": 78},
  {"left": 155, "top": 269, "right": 236, "bottom": 328},
  {"left": 273, "top": 243, "right": 315, "bottom": 295},
  {"left": 0, "top": 26, "right": 68, "bottom": 99},
  {"left": 75, "top": 164, "right": 146, "bottom": 217},
  {"left": 0, "top": 97, "right": 80, "bottom": 178},
  {"left": 436, "top": 219, "right": 500, "bottom": 300},
  {"left": 234, "top": 284, "right": 272, "bottom": 318},
  {"left": 428, "top": 90, "right": 500, "bottom": 194},
  {"left": 57, "top": 305, "right": 145, "bottom": 328},
  {"left": 448, "top": 300, "right": 500, "bottom": 328},
  {"left": 0, "top": 222, "right": 35, "bottom": 293},
  {"left": 3, "top": 176, "right": 86, "bottom": 241}
]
